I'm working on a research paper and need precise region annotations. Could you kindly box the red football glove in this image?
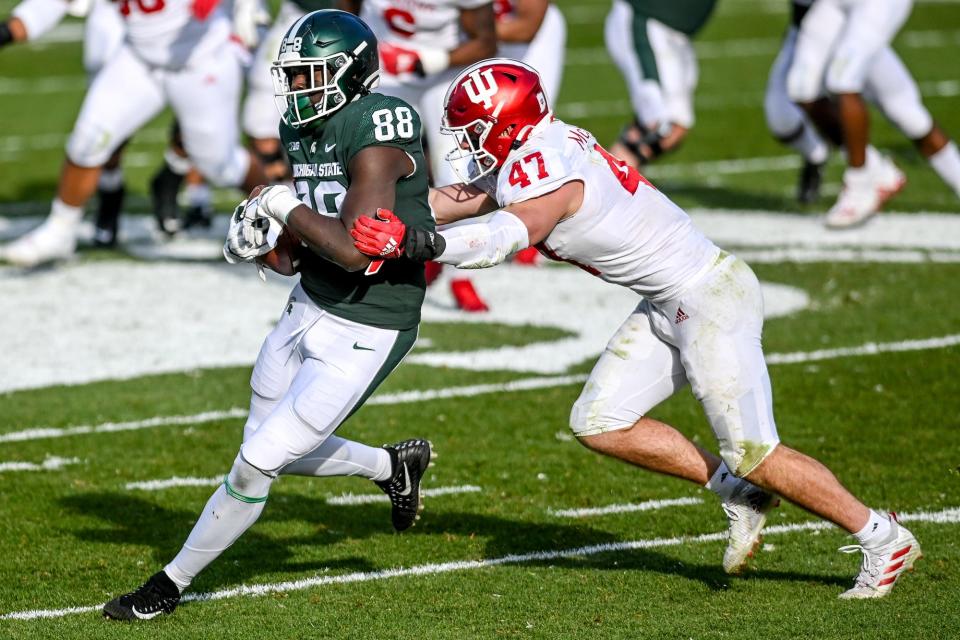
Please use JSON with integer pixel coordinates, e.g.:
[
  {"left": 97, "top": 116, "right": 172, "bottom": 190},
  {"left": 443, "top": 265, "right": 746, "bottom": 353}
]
[
  {"left": 379, "top": 42, "right": 422, "bottom": 76},
  {"left": 351, "top": 208, "right": 407, "bottom": 259}
]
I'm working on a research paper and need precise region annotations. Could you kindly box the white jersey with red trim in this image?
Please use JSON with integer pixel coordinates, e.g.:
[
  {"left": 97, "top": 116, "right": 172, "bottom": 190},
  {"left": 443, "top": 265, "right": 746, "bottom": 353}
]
[
  {"left": 115, "top": 0, "right": 231, "bottom": 68},
  {"left": 360, "top": 0, "right": 490, "bottom": 51},
  {"left": 494, "top": 119, "right": 721, "bottom": 303}
]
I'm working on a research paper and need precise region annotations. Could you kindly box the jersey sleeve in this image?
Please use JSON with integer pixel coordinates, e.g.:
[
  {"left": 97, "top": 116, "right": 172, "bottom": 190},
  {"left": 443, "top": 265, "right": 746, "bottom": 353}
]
[
  {"left": 496, "top": 142, "right": 582, "bottom": 207},
  {"left": 341, "top": 95, "right": 425, "bottom": 172}
]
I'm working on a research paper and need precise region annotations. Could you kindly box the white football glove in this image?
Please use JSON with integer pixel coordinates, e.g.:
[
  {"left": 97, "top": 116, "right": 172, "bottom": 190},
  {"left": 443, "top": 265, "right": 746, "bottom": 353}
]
[
  {"left": 231, "top": 0, "right": 270, "bottom": 50},
  {"left": 223, "top": 197, "right": 281, "bottom": 264}
]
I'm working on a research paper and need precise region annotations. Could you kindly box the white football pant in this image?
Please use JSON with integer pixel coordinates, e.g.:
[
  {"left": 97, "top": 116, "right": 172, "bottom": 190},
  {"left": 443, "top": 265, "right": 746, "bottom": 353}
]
[
  {"left": 787, "top": 0, "right": 914, "bottom": 102},
  {"left": 66, "top": 42, "right": 250, "bottom": 187},
  {"left": 768, "top": 26, "right": 933, "bottom": 143},
  {"left": 570, "top": 254, "right": 780, "bottom": 477}
]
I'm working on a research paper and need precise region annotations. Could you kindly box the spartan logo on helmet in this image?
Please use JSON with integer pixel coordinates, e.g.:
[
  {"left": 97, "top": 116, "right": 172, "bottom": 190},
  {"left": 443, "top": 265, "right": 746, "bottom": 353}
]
[{"left": 271, "top": 10, "right": 381, "bottom": 128}]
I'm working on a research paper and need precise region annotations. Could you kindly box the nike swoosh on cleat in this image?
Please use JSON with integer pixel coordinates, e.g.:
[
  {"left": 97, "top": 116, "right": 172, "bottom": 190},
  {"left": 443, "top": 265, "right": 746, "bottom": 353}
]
[
  {"left": 353, "top": 342, "right": 375, "bottom": 351},
  {"left": 131, "top": 606, "right": 162, "bottom": 620},
  {"left": 398, "top": 463, "right": 412, "bottom": 496}
]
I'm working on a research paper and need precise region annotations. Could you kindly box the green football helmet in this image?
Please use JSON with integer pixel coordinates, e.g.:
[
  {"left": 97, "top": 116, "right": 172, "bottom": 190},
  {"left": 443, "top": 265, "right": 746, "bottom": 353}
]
[{"left": 272, "top": 10, "right": 380, "bottom": 128}]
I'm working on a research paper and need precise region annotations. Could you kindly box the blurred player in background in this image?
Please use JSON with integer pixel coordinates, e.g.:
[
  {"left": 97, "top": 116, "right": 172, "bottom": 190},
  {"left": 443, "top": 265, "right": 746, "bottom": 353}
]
[
  {"left": 353, "top": 59, "right": 924, "bottom": 599},
  {"left": 346, "top": 0, "right": 497, "bottom": 311},
  {"left": 0, "top": 0, "right": 269, "bottom": 267},
  {"left": 148, "top": 0, "right": 272, "bottom": 236},
  {"left": 493, "top": 0, "right": 564, "bottom": 265},
  {"left": 605, "top": 0, "right": 717, "bottom": 168},
  {"left": 102, "top": 12, "right": 433, "bottom": 620},
  {"left": 769, "top": 0, "right": 960, "bottom": 211},
  {"left": 787, "top": 0, "right": 956, "bottom": 227},
  {"left": 1, "top": 0, "right": 128, "bottom": 246}
]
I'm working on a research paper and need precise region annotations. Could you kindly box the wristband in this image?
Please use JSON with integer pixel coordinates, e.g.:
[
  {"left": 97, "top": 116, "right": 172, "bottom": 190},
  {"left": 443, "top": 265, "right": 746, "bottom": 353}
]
[{"left": 260, "top": 185, "right": 302, "bottom": 224}]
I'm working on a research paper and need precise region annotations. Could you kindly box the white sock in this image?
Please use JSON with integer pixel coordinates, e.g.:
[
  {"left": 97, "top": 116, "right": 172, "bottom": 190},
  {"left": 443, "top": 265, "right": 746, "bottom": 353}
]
[
  {"left": 705, "top": 461, "right": 742, "bottom": 501},
  {"left": 164, "top": 482, "right": 269, "bottom": 591},
  {"left": 185, "top": 183, "right": 211, "bottom": 208},
  {"left": 98, "top": 168, "right": 124, "bottom": 192},
  {"left": 928, "top": 141, "right": 960, "bottom": 196},
  {"left": 282, "top": 436, "right": 392, "bottom": 481},
  {"left": 853, "top": 509, "right": 892, "bottom": 547},
  {"left": 49, "top": 198, "right": 83, "bottom": 227},
  {"left": 789, "top": 125, "right": 829, "bottom": 165}
]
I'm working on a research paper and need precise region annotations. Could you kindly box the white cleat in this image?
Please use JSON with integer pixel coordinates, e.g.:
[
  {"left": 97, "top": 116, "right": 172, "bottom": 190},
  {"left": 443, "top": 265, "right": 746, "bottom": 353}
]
[
  {"left": 721, "top": 484, "right": 778, "bottom": 574},
  {"left": 838, "top": 513, "right": 922, "bottom": 599},
  {"left": 1, "top": 217, "right": 78, "bottom": 267},
  {"left": 824, "top": 159, "right": 906, "bottom": 229}
]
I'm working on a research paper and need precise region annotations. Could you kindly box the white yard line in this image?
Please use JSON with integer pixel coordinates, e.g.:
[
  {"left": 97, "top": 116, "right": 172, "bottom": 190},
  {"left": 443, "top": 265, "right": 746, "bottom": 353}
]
[
  {"left": 0, "top": 408, "right": 249, "bottom": 444},
  {"left": 2, "top": 332, "right": 959, "bottom": 446},
  {"left": 548, "top": 497, "right": 703, "bottom": 518},
  {"left": 125, "top": 476, "right": 222, "bottom": 491},
  {"left": 0, "top": 456, "right": 79, "bottom": 472},
  {"left": 326, "top": 485, "right": 482, "bottom": 505},
  {"left": 3, "top": 505, "right": 957, "bottom": 622},
  {"left": 125, "top": 478, "right": 481, "bottom": 501}
]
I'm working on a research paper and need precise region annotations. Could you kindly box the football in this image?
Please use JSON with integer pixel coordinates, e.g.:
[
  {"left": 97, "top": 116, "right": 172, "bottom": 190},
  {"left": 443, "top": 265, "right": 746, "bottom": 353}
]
[{"left": 256, "top": 227, "right": 304, "bottom": 276}]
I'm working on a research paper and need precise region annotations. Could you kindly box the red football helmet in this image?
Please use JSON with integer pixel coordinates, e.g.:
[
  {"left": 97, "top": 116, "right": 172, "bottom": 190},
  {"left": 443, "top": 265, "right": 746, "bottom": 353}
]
[{"left": 442, "top": 58, "right": 551, "bottom": 182}]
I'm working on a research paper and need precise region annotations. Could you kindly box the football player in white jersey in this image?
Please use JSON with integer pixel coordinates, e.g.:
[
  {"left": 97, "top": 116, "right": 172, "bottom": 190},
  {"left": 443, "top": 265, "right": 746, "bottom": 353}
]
[
  {"left": 787, "top": 0, "right": 927, "bottom": 228},
  {"left": 0, "top": 0, "right": 268, "bottom": 267},
  {"left": 352, "top": 59, "right": 923, "bottom": 599},
  {"left": 769, "top": 0, "right": 960, "bottom": 208},
  {"left": 490, "top": 0, "right": 564, "bottom": 266},
  {"left": 1, "top": 0, "right": 129, "bottom": 246}
]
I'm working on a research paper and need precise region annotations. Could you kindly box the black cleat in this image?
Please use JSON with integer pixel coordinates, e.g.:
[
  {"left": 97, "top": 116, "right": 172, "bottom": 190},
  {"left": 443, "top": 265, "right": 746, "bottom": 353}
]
[
  {"left": 102, "top": 571, "right": 180, "bottom": 622},
  {"left": 375, "top": 439, "right": 432, "bottom": 531},
  {"left": 150, "top": 165, "right": 184, "bottom": 236},
  {"left": 93, "top": 185, "right": 125, "bottom": 247},
  {"left": 797, "top": 160, "right": 824, "bottom": 204}
]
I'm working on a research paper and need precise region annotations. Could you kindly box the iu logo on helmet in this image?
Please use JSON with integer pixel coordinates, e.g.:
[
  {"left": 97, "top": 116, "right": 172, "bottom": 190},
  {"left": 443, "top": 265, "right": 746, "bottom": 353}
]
[{"left": 463, "top": 68, "right": 499, "bottom": 110}]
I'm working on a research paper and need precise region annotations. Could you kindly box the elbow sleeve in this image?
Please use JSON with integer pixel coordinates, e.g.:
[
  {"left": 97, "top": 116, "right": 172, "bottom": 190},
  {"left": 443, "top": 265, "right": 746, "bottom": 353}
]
[{"left": 436, "top": 211, "right": 530, "bottom": 269}]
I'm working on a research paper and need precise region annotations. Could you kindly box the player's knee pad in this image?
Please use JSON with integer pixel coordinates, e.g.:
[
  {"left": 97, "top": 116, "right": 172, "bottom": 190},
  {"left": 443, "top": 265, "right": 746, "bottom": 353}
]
[
  {"left": 193, "top": 146, "right": 249, "bottom": 188},
  {"left": 786, "top": 65, "right": 821, "bottom": 105},
  {"left": 878, "top": 90, "right": 933, "bottom": 140},
  {"left": 225, "top": 453, "right": 274, "bottom": 502},
  {"left": 239, "top": 421, "right": 296, "bottom": 476},
  {"left": 65, "top": 119, "right": 121, "bottom": 168}
]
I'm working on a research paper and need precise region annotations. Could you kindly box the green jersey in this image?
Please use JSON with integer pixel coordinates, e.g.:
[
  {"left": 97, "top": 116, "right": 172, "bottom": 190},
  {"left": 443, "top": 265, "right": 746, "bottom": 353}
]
[
  {"left": 280, "top": 93, "right": 433, "bottom": 330},
  {"left": 626, "top": 0, "right": 719, "bottom": 35}
]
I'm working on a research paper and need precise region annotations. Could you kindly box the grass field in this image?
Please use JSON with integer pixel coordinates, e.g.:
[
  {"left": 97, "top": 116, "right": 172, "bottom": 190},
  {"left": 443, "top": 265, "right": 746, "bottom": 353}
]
[{"left": 1, "top": 0, "right": 960, "bottom": 638}]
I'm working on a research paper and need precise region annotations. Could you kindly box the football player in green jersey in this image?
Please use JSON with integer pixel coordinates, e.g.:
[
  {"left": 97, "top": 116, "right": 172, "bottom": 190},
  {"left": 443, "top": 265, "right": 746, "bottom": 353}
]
[{"left": 103, "top": 11, "right": 435, "bottom": 622}]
